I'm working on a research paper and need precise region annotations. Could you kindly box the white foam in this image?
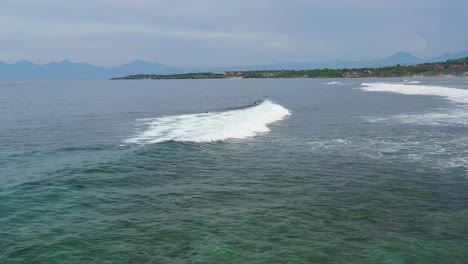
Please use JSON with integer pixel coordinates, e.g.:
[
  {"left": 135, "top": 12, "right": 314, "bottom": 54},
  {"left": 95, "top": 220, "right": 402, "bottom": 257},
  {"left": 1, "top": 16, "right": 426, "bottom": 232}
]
[
  {"left": 360, "top": 82, "right": 468, "bottom": 104},
  {"left": 324, "top": 81, "right": 342, "bottom": 85},
  {"left": 307, "top": 134, "right": 468, "bottom": 171},
  {"left": 124, "top": 100, "right": 291, "bottom": 144},
  {"left": 367, "top": 109, "right": 468, "bottom": 126}
]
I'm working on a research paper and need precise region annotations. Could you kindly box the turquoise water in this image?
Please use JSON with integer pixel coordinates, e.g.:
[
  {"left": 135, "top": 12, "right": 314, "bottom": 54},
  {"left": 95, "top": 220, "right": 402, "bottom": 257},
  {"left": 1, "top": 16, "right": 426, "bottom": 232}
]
[{"left": 1, "top": 78, "right": 467, "bottom": 263}]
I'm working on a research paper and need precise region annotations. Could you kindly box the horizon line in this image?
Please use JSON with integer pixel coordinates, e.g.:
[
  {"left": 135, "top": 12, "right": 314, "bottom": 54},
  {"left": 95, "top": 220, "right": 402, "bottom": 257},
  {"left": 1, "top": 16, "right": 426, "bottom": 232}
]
[{"left": 1, "top": 49, "right": 467, "bottom": 68}]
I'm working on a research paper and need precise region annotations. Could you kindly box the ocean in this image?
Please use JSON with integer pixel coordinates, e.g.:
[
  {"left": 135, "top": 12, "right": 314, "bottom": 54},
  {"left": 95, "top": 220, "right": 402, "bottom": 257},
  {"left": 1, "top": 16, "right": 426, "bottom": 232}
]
[{"left": 1, "top": 78, "right": 467, "bottom": 263}]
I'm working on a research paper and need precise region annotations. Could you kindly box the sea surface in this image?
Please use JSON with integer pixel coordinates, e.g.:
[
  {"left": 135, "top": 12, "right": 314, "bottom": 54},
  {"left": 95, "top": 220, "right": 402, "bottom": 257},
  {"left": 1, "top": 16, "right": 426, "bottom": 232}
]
[{"left": 1, "top": 78, "right": 467, "bottom": 263}]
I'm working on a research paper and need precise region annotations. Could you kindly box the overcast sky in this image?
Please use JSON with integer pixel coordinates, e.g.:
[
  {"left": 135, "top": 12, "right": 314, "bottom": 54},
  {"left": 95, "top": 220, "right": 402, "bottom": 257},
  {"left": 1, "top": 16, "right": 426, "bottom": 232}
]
[{"left": 0, "top": 0, "right": 467, "bottom": 66}]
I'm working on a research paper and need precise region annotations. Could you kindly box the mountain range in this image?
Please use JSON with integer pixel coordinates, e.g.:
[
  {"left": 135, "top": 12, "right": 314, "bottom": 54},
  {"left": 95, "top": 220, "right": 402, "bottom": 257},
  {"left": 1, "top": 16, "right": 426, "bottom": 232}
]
[{"left": 1, "top": 50, "right": 467, "bottom": 80}]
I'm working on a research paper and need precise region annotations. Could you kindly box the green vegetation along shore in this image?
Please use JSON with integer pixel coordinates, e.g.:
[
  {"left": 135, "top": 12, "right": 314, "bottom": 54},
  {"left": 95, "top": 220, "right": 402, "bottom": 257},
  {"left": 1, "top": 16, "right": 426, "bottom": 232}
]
[{"left": 112, "top": 57, "right": 468, "bottom": 80}]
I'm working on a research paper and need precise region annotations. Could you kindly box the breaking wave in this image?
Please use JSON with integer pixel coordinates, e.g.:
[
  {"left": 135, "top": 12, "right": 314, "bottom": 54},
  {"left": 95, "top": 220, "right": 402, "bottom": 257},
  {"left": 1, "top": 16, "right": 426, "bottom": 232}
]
[
  {"left": 360, "top": 82, "right": 468, "bottom": 104},
  {"left": 124, "top": 100, "right": 291, "bottom": 144},
  {"left": 360, "top": 82, "right": 468, "bottom": 126}
]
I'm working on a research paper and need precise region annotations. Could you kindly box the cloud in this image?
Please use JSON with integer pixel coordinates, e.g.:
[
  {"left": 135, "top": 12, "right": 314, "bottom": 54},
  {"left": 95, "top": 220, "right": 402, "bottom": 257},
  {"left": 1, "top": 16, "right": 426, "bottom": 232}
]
[
  {"left": 0, "top": 0, "right": 466, "bottom": 66},
  {"left": 0, "top": 15, "right": 291, "bottom": 41}
]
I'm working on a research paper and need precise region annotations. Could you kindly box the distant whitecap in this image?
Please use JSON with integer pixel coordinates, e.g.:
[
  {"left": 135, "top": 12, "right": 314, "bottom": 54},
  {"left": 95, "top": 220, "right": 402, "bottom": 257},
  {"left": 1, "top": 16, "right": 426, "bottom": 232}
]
[{"left": 324, "top": 81, "right": 342, "bottom": 85}]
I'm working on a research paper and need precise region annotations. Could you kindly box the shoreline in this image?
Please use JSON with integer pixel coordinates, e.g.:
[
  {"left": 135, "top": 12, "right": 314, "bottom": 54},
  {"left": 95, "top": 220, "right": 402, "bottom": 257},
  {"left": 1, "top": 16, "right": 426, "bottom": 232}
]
[{"left": 111, "top": 74, "right": 468, "bottom": 80}]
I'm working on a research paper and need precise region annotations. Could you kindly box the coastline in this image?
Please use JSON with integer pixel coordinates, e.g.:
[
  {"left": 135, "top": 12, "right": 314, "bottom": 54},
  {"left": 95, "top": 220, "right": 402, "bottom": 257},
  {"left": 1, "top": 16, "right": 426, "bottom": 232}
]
[{"left": 111, "top": 57, "right": 468, "bottom": 80}]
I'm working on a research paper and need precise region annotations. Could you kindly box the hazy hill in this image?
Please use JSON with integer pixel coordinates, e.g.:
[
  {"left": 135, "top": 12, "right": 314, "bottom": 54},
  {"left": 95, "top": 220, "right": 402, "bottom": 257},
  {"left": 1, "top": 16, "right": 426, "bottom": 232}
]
[
  {"left": 0, "top": 50, "right": 467, "bottom": 80},
  {"left": 425, "top": 50, "right": 468, "bottom": 63}
]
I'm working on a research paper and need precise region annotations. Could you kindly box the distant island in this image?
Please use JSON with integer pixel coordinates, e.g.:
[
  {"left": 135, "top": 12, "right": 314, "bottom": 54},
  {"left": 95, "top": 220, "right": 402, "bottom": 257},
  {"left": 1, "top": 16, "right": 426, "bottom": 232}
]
[{"left": 112, "top": 57, "right": 468, "bottom": 80}]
